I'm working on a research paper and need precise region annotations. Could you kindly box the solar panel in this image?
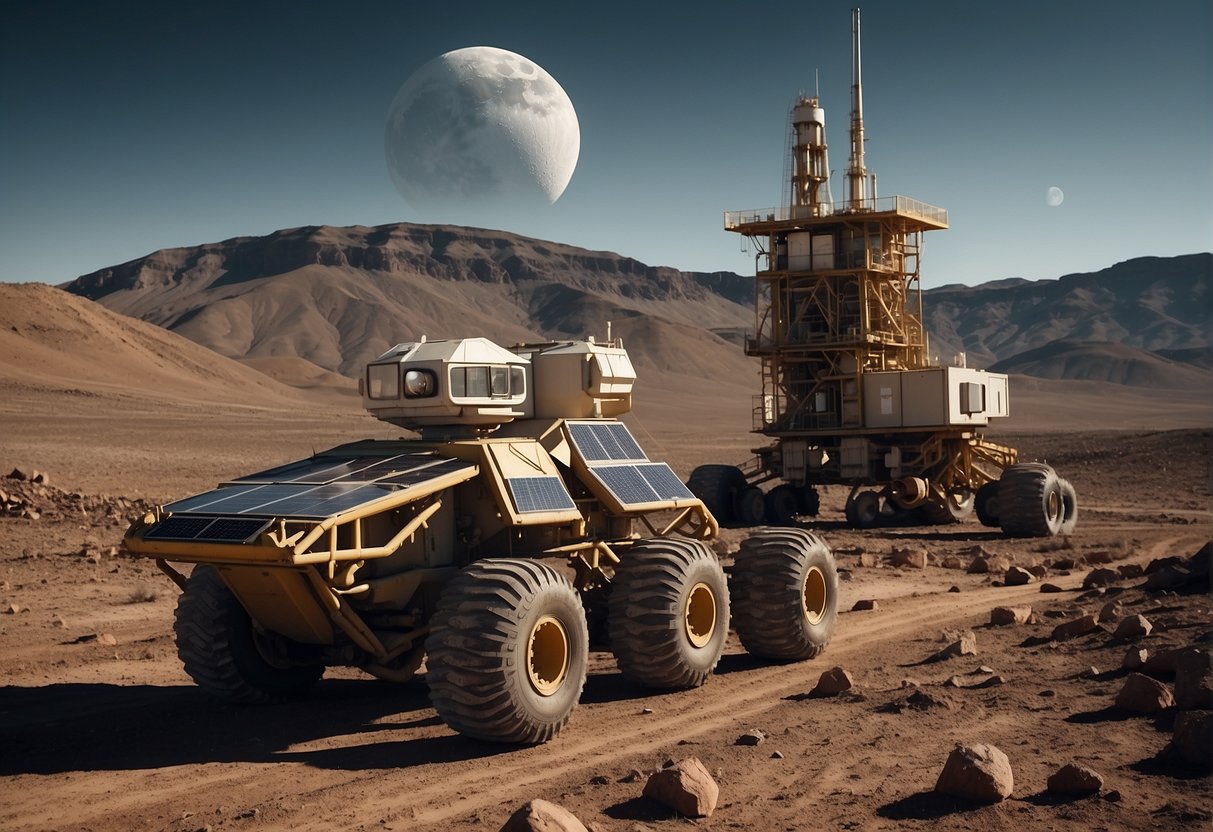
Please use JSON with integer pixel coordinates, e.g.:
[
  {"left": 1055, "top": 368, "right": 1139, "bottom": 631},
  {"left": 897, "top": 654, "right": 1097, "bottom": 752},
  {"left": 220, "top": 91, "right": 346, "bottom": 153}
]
[
  {"left": 567, "top": 422, "right": 646, "bottom": 462},
  {"left": 163, "top": 482, "right": 399, "bottom": 519},
  {"left": 590, "top": 463, "right": 696, "bottom": 506},
  {"left": 145, "top": 515, "right": 272, "bottom": 544},
  {"left": 231, "top": 453, "right": 446, "bottom": 485},
  {"left": 506, "top": 477, "right": 577, "bottom": 513}
]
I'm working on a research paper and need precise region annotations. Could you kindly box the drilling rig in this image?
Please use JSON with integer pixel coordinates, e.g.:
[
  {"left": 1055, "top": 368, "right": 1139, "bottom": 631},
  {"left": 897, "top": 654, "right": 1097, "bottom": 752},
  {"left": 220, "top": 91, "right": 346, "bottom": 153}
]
[{"left": 688, "top": 8, "right": 1077, "bottom": 537}]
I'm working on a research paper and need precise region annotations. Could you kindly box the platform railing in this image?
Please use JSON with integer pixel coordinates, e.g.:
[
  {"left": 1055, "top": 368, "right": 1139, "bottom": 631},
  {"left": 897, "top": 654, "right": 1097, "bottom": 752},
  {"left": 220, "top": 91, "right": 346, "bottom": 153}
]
[{"left": 724, "top": 195, "right": 948, "bottom": 229}]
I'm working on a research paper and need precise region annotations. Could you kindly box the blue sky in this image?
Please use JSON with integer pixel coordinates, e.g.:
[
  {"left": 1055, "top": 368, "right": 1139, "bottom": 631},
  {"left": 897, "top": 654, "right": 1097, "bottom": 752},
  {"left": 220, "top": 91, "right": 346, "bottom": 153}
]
[{"left": 2, "top": 0, "right": 1210, "bottom": 288}]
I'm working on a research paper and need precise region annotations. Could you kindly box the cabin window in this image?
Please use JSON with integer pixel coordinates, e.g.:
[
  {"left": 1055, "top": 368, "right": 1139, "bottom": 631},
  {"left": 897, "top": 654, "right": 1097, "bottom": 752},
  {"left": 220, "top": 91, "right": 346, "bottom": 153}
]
[
  {"left": 366, "top": 364, "right": 399, "bottom": 400},
  {"left": 449, "top": 364, "right": 525, "bottom": 401}
]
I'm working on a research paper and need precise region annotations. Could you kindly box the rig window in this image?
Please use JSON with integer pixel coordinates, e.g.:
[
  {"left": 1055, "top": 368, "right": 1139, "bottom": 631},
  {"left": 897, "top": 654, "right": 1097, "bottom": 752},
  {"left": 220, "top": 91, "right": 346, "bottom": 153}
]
[{"left": 366, "top": 364, "right": 400, "bottom": 400}]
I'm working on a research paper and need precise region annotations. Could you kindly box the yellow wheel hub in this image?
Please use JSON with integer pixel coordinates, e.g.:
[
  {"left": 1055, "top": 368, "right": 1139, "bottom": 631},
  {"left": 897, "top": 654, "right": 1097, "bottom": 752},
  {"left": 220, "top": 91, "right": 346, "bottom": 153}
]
[
  {"left": 526, "top": 615, "right": 569, "bottom": 697},
  {"left": 802, "top": 566, "right": 827, "bottom": 625},
  {"left": 684, "top": 582, "right": 717, "bottom": 648}
]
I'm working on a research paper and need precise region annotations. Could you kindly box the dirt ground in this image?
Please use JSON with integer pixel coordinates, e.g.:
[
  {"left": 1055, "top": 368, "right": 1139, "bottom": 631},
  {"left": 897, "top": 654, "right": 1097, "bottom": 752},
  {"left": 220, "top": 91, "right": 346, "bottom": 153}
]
[{"left": 1, "top": 412, "right": 1210, "bottom": 831}]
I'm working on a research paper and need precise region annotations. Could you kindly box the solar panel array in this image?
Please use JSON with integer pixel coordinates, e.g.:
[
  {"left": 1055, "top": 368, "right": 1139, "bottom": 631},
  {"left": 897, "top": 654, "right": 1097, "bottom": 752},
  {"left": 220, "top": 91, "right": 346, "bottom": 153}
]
[
  {"left": 566, "top": 422, "right": 695, "bottom": 507},
  {"left": 144, "top": 515, "right": 273, "bottom": 544},
  {"left": 157, "top": 452, "right": 475, "bottom": 522},
  {"left": 505, "top": 476, "right": 577, "bottom": 513}
]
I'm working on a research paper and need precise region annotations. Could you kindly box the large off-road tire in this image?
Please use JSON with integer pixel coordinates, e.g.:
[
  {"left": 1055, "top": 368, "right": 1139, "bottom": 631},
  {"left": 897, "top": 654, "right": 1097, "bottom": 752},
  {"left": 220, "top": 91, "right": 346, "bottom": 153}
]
[
  {"left": 917, "top": 487, "right": 975, "bottom": 525},
  {"left": 797, "top": 485, "right": 821, "bottom": 517},
  {"left": 736, "top": 486, "right": 767, "bottom": 527},
  {"left": 731, "top": 528, "right": 838, "bottom": 661},
  {"left": 686, "top": 465, "right": 745, "bottom": 525},
  {"left": 975, "top": 481, "right": 1001, "bottom": 527},
  {"left": 425, "top": 559, "right": 588, "bottom": 744},
  {"left": 998, "top": 463, "right": 1064, "bottom": 537},
  {"left": 609, "top": 538, "right": 729, "bottom": 689},
  {"left": 174, "top": 565, "right": 323, "bottom": 704},
  {"left": 1058, "top": 478, "right": 1079, "bottom": 535},
  {"left": 844, "top": 490, "right": 881, "bottom": 528},
  {"left": 764, "top": 484, "right": 801, "bottom": 526}
]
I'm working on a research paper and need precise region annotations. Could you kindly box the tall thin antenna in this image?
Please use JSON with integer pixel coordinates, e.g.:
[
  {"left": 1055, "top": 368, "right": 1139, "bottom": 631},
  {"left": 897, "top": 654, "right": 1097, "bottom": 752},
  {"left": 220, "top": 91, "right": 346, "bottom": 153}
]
[
  {"left": 846, "top": 7, "right": 868, "bottom": 207},
  {"left": 815, "top": 68, "right": 820, "bottom": 98}
]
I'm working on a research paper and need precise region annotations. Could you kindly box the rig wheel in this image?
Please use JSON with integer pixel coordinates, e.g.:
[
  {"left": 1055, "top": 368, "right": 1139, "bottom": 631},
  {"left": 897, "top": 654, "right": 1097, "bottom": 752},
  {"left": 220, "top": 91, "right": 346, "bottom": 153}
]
[
  {"left": 425, "top": 559, "right": 588, "bottom": 744},
  {"left": 998, "top": 464, "right": 1064, "bottom": 538},
  {"left": 975, "top": 481, "right": 1001, "bottom": 527},
  {"left": 796, "top": 485, "right": 821, "bottom": 517},
  {"left": 736, "top": 486, "right": 767, "bottom": 527},
  {"left": 844, "top": 490, "right": 882, "bottom": 528},
  {"left": 174, "top": 566, "right": 323, "bottom": 704},
  {"left": 918, "top": 487, "right": 975, "bottom": 525},
  {"left": 609, "top": 538, "right": 729, "bottom": 689},
  {"left": 764, "top": 484, "right": 801, "bottom": 526},
  {"left": 686, "top": 465, "right": 745, "bottom": 525},
  {"left": 1058, "top": 478, "right": 1079, "bottom": 535},
  {"left": 731, "top": 528, "right": 838, "bottom": 661}
]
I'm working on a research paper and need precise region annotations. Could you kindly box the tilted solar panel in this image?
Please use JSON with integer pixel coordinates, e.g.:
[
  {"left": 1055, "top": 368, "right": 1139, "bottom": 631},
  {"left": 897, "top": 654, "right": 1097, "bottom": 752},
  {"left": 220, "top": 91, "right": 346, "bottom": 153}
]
[
  {"left": 145, "top": 515, "right": 273, "bottom": 544},
  {"left": 590, "top": 462, "right": 696, "bottom": 506},
  {"left": 506, "top": 476, "right": 577, "bottom": 513},
  {"left": 567, "top": 422, "right": 647, "bottom": 462}
]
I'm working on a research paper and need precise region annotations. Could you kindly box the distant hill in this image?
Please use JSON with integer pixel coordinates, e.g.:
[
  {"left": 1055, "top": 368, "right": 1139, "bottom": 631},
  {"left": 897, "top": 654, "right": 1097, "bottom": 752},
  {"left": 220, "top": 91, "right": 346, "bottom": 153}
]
[
  {"left": 989, "top": 340, "right": 1213, "bottom": 389},
  {"left": 0, "top": 283, "right": 316, "bottom": 406},
  {"left": 63, "top": 225, "right": 1209, "bottom": 393},
  {"left": 923, "top": 253, "right": 1211, "bottom": 367}
]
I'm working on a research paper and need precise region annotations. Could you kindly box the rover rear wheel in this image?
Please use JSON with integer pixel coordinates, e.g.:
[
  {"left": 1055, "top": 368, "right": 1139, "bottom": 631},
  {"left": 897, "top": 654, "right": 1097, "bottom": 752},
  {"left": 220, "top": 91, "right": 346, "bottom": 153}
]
[
  {"left": 998, "top": 464, "right": 1064, "bottom": 537},
  {"left": 918, "top": 487, "right": 975, "bottom": 525},
  {"left": 736, "top": 486, "right": 766, "bottom": 527},
  {"left": 424, "top": 557, "right": 584, "bottom": 747},
  {"left": 609, "top": 538, "right": 729, "bottom": 689},
  {"left": 174, "top": 565, "right": 323, "bottom": 704},
  {"left": 686, "top": 465, "right": 745, "bottom": 524},
  {"left": 975, "top": 481, "right": 1001, "bottom": 527},
  {"left": 731, "top": 528, "right": 838, "bottom": 661},
  {"left": 425, "top": 558, "right": 588, "bottom": 744}
]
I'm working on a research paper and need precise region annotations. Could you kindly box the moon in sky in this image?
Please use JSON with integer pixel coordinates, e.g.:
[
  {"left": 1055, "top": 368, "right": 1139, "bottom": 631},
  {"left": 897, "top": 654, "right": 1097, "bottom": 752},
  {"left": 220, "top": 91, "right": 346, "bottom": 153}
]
[
  {"left": 1045, "top": 186, "right": 1065, "bottom": 207},
  {"left": 385, "top": 46, "right": 580, "bottom": 213}
]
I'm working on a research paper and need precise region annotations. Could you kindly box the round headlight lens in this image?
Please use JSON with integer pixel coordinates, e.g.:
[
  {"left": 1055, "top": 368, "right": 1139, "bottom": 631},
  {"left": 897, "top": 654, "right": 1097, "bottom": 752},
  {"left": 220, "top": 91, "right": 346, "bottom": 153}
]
[{"left": 404, "top": 369, "right": 435, "bottom": 398}]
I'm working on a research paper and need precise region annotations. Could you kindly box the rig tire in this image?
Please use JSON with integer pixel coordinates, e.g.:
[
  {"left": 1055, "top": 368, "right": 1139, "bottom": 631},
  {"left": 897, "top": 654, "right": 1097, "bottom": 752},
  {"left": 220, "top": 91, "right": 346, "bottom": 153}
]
[
  {"left": 764, "top": 484, "right": 801, "bottom": 526},
  {"left": 736, "top": 486, "right": 767, "bottom": 527},
  {"left": 686, "top": 465, "right": 746, "bottom": 525},
  {"left": 844, "top": 490, "right": 882, "bottom": 528},
  {"left": 918, "top": 487, "right": 975, "bottom": 525},
  {"left": 998, "top": 464, "right": 1064, "bottom": 538},
  {"left": 975, "top": 481, "right": 1001, "bottom": 527},
  {"left": 609, "top": 538, "right": 729, "bottom": 689},
  {"left": 1058, "top": 478, "right": 1079, "bottom": 535},
  {"left": 731, "top": 528, "right": 838, "bottom": 661},
  {"left": 174, "top": 565, "right": 323, "bottom": 704},
  {"left": 426, "top": 559, "right": 588, "bottom": 744}
]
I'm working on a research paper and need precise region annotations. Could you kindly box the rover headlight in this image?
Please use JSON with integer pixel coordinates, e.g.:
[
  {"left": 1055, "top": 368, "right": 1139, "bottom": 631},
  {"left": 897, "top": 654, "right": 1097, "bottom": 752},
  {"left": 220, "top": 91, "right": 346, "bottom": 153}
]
[{"left": 403, "top": 369, "right": 437, "bottom": 398}]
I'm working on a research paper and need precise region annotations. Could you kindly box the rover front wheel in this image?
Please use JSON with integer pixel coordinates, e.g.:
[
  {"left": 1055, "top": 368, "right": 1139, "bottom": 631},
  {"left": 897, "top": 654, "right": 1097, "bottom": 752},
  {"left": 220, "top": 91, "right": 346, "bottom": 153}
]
[
  {"left": 609, "top": 538, "right": 729, "bottom": 689},
  {"left": 425, "top": 559, "right": 588, "bottom": 744},
  {"left": 975, "top": 481, "right": 1001, "bottom": 527},
  {"left": 686, "top": 465, "right": 745, "bottom": 525},
  {"left": 174, "top": 565, "right": 323, "bottom": 704},
  {"left": 845, "top": 490, "right": 881, "bottom": 528},
  {"left": 731, "top": 528, "right": 838, "bottom": 661}
]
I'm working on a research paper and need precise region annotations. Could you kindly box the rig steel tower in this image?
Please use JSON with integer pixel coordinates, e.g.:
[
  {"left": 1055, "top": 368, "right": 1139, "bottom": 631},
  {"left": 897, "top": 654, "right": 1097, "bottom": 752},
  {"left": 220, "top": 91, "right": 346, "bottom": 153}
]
[{"left": 694, "top": 8, "right": 1076, "bottom": 537}]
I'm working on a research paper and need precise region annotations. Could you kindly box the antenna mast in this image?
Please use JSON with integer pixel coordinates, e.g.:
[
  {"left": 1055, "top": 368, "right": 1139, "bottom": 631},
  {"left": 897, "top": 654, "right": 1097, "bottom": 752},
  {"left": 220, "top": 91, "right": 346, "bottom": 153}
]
[{"left": 846, "top": 7, "right": 868, "bottom": 207}]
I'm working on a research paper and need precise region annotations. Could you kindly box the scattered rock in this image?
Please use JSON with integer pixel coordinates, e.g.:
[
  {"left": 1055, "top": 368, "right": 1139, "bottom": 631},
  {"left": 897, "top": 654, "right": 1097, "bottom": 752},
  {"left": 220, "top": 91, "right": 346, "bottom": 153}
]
[
  {"left": 642, "top": 757, "right": 719, "bottom": 818},
  {"left": 1123, "top": 647, "right": 1149, "bottom": 671},
  {"left": 1117, "top": 563, "right": 1144, "bottom": 579},
  {"left": 639, "top": 708, "right": 653, "bottom": 715},
  {"left": 934, "top": 744, "right": 1014, "bottom": 804},
  {"left": 1115, "top": 673, "right": 1174, "bottom": 713},
  {"left": 990, "top": 605, "right": 1031, "bottom": 626},
  {"left": 967, "top": 556, "right": 1009, "bottom": 574},
  {"left": 4, "top": 603, "right": 22, "bottom": 615},
  {"left": 735, "top": 729, "right": 766, "bottom": 746},
  {"left": 500, "top": 799, "right": 588, "bottom": 832},
  {"left": 1027, "top": 564, "right": 1048, "bottom": 579},
  {"left": 851, "top": 599, "right": 878, "bottom": 612},
  {"left": 1168, "top": 710, "right": 1213, "bottom": 770},
  {"left": 858, "top": 552, "right": 878, "bottom": 568},
  {"left": 1112, "top": 614, "right": 1153, "bottom": 640},
  {"left": 810, "top": 667, "right": 854, "bottom": 697},
  {"left": 1052, "top": 557, "right": 1078, "bottom": 570},
  {"left": 1085, "top": 551, "right": 1114, "bottom": 565},
  {"left": 6, "top": 467, "right": 28, "bottom": 481},
  {"left": 1173, "top": 648, "right": 1213, "bottom": 710},
  {"left": 941, "top": 556, "right": 964, "bottom": 570},
  {"left": 1040, "top": 583, "right": 1064, "bottom": 594},
  {"left": 51, "top": 615, "right": 68, "bottom": 628},
  {"left": 927, "top": 632, "right": 977, "bottom": 662},
  {"left": 1143, "top": 648, "right": 1184, "bottom": 678},
  {"left": 1051, "top": 615, "right": 1100, "bottom": 642},
  {"left": 1083, "top": 568, "right": 1120, "bottom": 589},
  {"left": 1080, "top": 665, "right": 1100, "bottom": 679},
  {"left": 621, "top": 769, "right": 644, "bottom": 784},
  {"left": 770, "top": 750, "right": 784, "bottom": 759},
  {"left": 1098, "top": 600, "right": 1124, "bottom": 623},
  {"left": 1004, "top": 566, "right": 1035, "bottom": 586},
  {"left": 1103, "top": 790, "right": 1122, "bottom": 802},
  {"left": 892, "top": 547, "right": 928, "bottom": 569},
  {"left": 589, "top": 775, "right": 609, "bottom": 786},
  {"left": 96, "top": 633, "right": 118, "bottom": 646},
  {"left": 1047, "top": 762, "right": 1104, "bottom": 796},
  {"left": 948, "top": 585, "right": 960, "bottom": 593}
]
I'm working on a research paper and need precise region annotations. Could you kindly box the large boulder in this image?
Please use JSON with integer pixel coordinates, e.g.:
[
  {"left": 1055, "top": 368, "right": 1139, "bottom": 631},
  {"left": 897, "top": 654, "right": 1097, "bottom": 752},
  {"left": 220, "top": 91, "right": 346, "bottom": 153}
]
[
  {"left": 1046, "top": 763, "right": 1104, "bottom": 796},
  {"left": 1082, "top": 568, "right": 1120, "bottom": 589},
  {"left": 643, "top": 757, "right": 719, "bottom": 818},
  {"left": 892, "top": 547, "right": 928, "bottom": 569},
  {"left": 1168, "top": 710, "right": 1213, "bottom": 771},
  {"left": 934, "top": 744, "right": 1014, "bottom": 804},
  {"left": 1112, "top": 614, "right": 1153, "bottom": 640},
  {"left": 1004, "top": 566, "right": 1036, "bottom": 586},
  {"left": 990, "top": 605, "right": 1032, "bottom": 626},
  {"left": 1051, "top": 614, "right": 1100, "bottom": 642},
  {"left": 1173, "top": 648, "right": 1213, "bottom": 710},
  {"left": 1115, "top": 673, "right": 1174, "bottom": 713},
  {"left": 809, "top": 667, "right": 854, "bottom": 697},
  {"left": 500, "top": 799, "right": 588, "bottom": 832}
]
